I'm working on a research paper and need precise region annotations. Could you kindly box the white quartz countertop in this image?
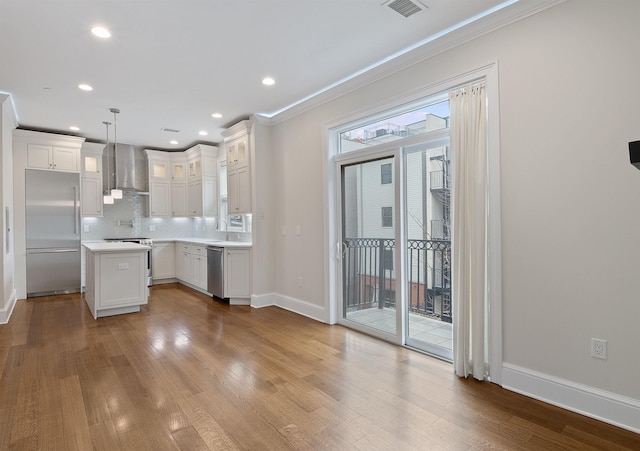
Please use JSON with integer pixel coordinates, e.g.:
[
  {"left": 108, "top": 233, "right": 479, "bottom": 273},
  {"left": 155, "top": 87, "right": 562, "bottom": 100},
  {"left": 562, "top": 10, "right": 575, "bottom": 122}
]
[
  {"left": 83, "top": 242, "right": 151, "bottom": 252},
  {"left": 155, "top": 238, "right": 252, "bottom": 248}
]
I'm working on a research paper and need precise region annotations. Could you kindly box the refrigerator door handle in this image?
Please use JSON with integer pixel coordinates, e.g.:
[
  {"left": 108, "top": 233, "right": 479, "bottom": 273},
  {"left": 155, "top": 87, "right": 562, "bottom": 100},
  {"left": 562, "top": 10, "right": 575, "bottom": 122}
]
[
  {"left": 74, "top": 186, "right": 79, "bottom": 234},
  {"left": 27, "top": 248, "right": 79, "bottom": 254}
]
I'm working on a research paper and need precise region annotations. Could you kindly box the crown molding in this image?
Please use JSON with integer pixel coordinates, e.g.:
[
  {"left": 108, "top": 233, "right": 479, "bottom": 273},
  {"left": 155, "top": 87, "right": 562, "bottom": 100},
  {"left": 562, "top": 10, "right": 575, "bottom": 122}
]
[
  {"left": 258, "top": 0, "right": 566, "bottom": 126},
  {"left": 0, "top": 93, "right": 19, "bottom": 128}
]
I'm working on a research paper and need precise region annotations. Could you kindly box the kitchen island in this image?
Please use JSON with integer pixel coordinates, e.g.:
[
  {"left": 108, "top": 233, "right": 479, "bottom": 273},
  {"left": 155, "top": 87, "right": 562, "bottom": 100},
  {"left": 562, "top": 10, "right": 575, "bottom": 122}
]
[{"left": 83, "top": 242, "right": 150, "bottom": 319}]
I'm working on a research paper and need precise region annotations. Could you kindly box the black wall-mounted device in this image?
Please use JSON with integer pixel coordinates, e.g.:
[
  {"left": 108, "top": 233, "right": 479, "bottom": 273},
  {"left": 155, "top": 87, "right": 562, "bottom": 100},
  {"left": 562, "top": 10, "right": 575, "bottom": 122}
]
[{"left": 630, "top": 141, "right": 640, "bottom": 170}]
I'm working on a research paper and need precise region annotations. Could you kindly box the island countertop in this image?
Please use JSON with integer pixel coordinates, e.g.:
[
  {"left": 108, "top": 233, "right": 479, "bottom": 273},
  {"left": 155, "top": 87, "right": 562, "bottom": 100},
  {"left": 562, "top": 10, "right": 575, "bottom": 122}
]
[{"left": 83, "top": 242, "right": 151, "bottom": 252}]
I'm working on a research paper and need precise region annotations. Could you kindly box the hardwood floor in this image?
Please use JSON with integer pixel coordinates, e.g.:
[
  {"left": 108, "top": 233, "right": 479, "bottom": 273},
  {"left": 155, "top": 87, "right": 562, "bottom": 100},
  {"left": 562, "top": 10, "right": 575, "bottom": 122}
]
[{"left": 0, "top": 284, "right": 638, "bottom": 450}]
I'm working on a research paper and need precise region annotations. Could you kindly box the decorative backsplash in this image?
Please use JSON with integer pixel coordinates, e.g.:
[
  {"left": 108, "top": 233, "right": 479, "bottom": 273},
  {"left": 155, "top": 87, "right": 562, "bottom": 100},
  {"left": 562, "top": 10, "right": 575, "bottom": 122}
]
[{"left": 81, "top": 192, "right": 250, "bottom": 241}]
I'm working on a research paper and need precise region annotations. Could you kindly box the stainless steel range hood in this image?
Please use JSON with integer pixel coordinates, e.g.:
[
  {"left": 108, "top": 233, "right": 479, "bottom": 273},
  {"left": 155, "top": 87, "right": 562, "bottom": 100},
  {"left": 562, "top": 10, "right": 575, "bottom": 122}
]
[{"left": 103, "top": 143, "right": 149, "bottom": 194}]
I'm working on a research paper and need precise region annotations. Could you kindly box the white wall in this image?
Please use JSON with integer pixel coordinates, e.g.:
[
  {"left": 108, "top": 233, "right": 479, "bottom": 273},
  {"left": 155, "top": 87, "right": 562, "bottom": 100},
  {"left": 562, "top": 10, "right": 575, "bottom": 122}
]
[
  {"left": 0, "top": 95, "right": 16, "bottom": 322},
  {"left": 268, "top": 0, "right": 640, "bottom": 427},
  {"left": 250, "top": 120, "right": 276, "bottom": 299}
]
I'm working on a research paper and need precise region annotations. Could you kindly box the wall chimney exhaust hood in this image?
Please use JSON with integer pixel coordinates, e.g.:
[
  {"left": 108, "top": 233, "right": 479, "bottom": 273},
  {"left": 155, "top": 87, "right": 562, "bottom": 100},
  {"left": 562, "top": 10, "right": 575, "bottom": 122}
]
[{"left": 103, "top": 143, "right": 149, "bottom": 195}]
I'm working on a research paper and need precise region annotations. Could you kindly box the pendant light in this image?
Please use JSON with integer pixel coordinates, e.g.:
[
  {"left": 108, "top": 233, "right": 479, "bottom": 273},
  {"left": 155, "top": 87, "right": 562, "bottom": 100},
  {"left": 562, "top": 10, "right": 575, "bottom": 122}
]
[
  {"left": 110, "top": 108, "right": 123, "bottom": 199},
  {"left": 102, "top": 121, "right": 114, "bottom": 205}
]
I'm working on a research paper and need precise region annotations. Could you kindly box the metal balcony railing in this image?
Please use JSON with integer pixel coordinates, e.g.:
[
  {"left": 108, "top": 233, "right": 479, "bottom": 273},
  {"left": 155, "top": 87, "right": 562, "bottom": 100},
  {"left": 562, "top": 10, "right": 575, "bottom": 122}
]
[{"left": 343, "top": 238, "right": 452, "bottom": 323}]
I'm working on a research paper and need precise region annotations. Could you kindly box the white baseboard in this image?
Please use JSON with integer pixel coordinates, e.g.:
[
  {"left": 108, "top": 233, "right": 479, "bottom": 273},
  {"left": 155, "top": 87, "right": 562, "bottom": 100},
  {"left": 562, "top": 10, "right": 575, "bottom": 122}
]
[
  {"left": 502, "top": 363, "right": 640, "bottom": 434},
  {"left": 0, "top": 290, "right": 17, "bottom": 324},
  {"left": 152, "top": 278, "right": 178, "bottom": 285},
  {"left": 251, "top": 292, "right": 326, "bottom": 323},
  {"left": 251, "top": 293, "right": 277, "bottom": 308}
]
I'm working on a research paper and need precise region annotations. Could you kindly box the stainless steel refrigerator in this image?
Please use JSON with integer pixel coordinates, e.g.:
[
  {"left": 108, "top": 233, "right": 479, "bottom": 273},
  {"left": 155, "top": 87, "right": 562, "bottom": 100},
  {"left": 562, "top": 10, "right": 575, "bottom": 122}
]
[{"left": 26, "top": 169, "right": 81, "bottom": 297}]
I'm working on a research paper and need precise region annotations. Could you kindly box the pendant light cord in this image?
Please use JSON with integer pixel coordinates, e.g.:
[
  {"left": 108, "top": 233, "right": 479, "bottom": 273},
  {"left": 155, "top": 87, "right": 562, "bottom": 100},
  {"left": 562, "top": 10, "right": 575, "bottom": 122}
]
[
  {"left": 110, "top": 108, "right": 120, "bottom": 190},
  {"left": 102, "top": 121, "right": 111, "bottom": 194}
]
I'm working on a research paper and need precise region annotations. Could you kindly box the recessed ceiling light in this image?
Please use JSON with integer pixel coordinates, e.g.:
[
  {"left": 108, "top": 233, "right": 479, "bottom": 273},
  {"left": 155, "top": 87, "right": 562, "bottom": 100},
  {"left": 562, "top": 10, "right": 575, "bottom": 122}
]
[
  {"left": 199, "top": 131, "right": 208, "bottom": 136},
  {"left": 78, "top": 84, "right": 93, "bottom": 91},
  {"left": 170, "top": 140, "right": 179, "bottom": 145},
  {"left": 91, "top": 26, "right": 111, "bottom": 39},
  {"left": 211, "top": 113, "right": 222, "bottom": 119},
  {"left": 69, "top": 126, "right": 80, "bottom": 131},
  {"left": 262, "top": 77, "right": 275, "bottom": 86}
]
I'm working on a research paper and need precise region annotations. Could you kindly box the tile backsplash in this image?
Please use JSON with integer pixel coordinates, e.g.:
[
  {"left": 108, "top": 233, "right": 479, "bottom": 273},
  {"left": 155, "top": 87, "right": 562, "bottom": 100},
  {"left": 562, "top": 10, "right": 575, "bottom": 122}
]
[{"left": 81, "top": 191, "right": 251, "bottom": 241}]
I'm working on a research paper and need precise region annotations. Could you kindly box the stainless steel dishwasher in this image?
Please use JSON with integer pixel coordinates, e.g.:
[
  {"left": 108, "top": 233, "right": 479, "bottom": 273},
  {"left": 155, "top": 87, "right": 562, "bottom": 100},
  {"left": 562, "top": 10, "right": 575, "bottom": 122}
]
[{"left": 207, "top": 246, "right": 225, "bottom": 299}]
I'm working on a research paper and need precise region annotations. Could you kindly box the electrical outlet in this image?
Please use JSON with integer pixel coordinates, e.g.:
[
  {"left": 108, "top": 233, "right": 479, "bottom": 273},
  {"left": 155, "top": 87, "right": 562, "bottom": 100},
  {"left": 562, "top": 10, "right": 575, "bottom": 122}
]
[
  {"left": 297, "top": 276, "right": 303, "bottom": 287},
  {"left": 591, "top": 338, "right": 607, "bottom": 360}
]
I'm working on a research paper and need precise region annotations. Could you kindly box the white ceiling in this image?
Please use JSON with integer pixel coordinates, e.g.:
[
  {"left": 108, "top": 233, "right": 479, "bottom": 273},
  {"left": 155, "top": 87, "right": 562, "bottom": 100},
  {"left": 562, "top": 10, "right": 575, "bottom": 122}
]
[{"left": 0, "top": 0, "right": 553, "bottom": 149}]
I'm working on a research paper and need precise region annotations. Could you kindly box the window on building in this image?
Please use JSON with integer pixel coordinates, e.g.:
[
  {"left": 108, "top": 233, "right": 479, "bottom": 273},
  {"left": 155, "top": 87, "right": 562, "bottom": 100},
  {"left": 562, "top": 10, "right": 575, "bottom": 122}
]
[
  {"left": 381, "top": 206, "right": 392, "bottom": 227},
  {"left": 381, "top": 163, "right": 392, "bottom": 184}
]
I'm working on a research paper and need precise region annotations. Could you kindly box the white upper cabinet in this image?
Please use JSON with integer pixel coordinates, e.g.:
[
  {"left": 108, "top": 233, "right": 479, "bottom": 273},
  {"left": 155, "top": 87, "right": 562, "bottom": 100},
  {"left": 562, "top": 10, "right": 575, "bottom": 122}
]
[
  {"left": 149, "top": 180, "right": 170, "bottom": 217},
  {"left": 27, "top": 143, "right": 79, "bottom": 172},
  {"left": 146, "top": 145, "right": 218, "bottom": 218},
  {"left": 226, "top": 138, "right": 248, "bottom": 170},
  {"left": 149, "top": 157, "right": 170, "bottom": 181},
  {"left": 81, "top": 142, "right": 105, "bottom": 217},
  {"left": 146, "top": 150, "right": 171, "bottom": 217},
  {"left": 81, "top": 177, "right": 103, "bottom": 217},
  {"left": 171, "top": 183, "right": 188, "bottom": 217},
  {"left": 171, "top": 160, "right": 187, "bottom": 182},
  {"left": 188, "top": 180, "right": 203, "bottom": 217},
  {"left": 222, "top": 120, "right": 252, "bottom": 215}
]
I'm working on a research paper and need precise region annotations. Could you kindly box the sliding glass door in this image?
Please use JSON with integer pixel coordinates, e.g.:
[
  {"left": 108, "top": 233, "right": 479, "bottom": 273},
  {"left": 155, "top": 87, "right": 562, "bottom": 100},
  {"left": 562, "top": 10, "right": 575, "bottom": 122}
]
[
  {"left": 404, "top": 142, "right": 452, "bottom": 360},
  {"left": 336, "top": 139, "right": 453, "bottom": 360},
  {"left": 334, "top": 97, "right": 453, "bottom": 360},
  {"left": 339, "top": 155, "right": 400, "bottom": 341}
]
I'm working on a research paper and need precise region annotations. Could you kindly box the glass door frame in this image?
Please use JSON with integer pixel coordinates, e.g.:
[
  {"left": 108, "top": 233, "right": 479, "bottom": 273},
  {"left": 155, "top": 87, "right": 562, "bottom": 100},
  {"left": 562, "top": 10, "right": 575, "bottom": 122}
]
[
  {"left": 402, "top": 136, "right": 453, "bottom": 361},
  {"left": 335, "top": 145, "right": 406, "bottom": 345}
]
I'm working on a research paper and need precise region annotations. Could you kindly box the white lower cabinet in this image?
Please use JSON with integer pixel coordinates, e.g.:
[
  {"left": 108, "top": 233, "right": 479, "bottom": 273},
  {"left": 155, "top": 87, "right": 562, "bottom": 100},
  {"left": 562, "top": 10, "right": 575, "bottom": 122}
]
[
  {"left": 225, "top": 248, "right": 251, "bottom": 299},
  {"left": 192, "top": 251, "right": 208, "bottom": 290},
  {"left": 84, "top": 246, "right": 148, "bottom": 319},
  {"left": 171, "top": 241, "right": 251, "bottom": 301},
  {"left": 175, "top": 243, "right": 208, "bottom": 292},
  {"left": 152, "top": 242, "right": 175, "bottom": 280},
  {"left": 176, "top": 244, "right": 191, "bottom": 282}
]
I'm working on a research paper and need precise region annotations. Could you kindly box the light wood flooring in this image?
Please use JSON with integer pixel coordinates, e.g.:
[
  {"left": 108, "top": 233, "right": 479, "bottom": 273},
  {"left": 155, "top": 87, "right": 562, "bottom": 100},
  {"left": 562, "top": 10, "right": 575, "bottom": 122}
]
[{"left": 0, "top": 283, "right": 638, "bottom": 450}]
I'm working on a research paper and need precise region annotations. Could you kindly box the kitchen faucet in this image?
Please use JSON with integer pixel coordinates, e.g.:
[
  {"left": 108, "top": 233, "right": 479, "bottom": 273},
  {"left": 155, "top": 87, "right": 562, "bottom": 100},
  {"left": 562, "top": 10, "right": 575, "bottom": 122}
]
[{"left": 218, "top": 218, "right": 229, "bottom": 241}]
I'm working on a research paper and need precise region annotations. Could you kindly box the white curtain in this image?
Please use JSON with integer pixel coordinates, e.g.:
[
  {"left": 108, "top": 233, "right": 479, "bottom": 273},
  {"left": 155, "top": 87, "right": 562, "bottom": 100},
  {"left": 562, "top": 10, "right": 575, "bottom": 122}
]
[{"left": 450, "top": 82, "right": 489, "bottom": 380}]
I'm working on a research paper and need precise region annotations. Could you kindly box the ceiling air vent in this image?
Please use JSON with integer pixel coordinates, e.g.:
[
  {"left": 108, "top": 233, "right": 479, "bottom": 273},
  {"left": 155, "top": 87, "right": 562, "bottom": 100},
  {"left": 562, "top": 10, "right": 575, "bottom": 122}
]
[
  {"left": 384, "top": 0, "right": 427, "bottom": 18},
  {"left": 160, "top": 127, "right": 180, "bottom": 133}
]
